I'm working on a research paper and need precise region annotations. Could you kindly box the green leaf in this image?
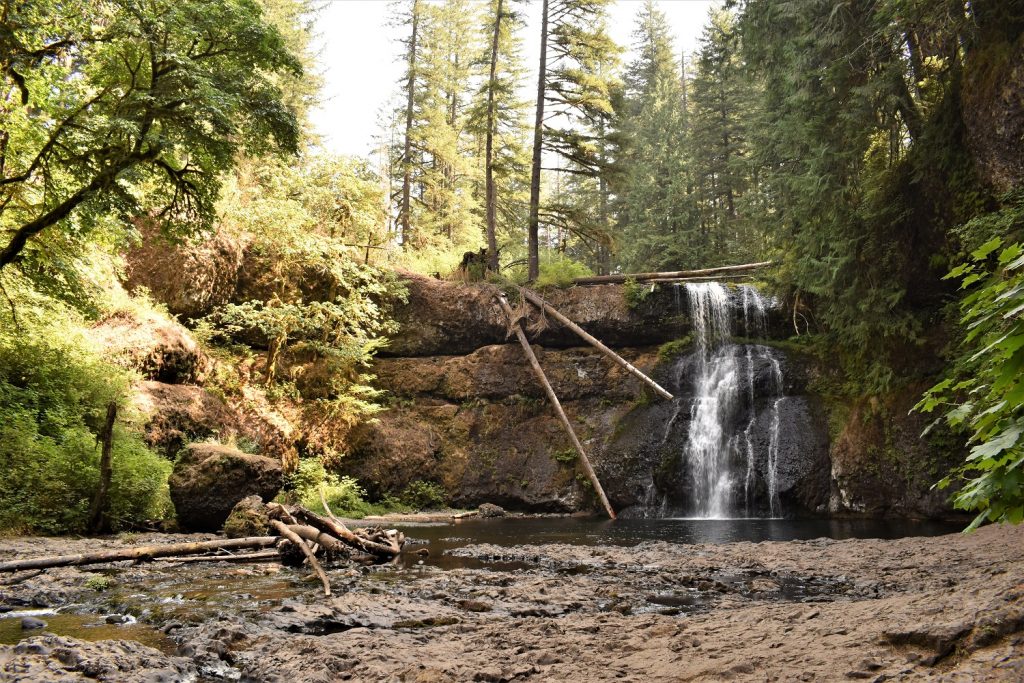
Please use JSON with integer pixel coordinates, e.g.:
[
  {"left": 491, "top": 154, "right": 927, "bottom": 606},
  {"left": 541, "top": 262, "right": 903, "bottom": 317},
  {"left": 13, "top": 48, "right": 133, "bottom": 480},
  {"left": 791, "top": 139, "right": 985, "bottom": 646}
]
[
  {"left": 967, "top": 424, "right": 1023, "bottom": 461},
  {"left": 972, "top": 238, "right": 1002, "bottom": 261}
]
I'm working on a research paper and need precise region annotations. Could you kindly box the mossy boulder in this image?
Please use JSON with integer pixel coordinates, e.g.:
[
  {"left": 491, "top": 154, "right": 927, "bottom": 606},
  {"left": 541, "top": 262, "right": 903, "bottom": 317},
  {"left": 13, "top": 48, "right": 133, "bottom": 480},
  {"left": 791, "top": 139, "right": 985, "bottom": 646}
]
[
  {"left": 169, "top": 444, "right": 282, "bottom": 532},
  {"left": 222, "top": 495, "right": 271, "bottom": 538}
]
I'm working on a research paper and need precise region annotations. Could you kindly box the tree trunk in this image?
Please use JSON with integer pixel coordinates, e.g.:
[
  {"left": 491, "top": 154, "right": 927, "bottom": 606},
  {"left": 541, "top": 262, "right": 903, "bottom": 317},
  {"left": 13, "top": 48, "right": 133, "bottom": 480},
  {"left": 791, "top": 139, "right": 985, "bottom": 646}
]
[
  {"left": 495, "top": 294, "right": 615, "bottom": 519},
  {"left": 87, "top": 402, "right": 117, "bottom": 534},
  {"left": 527, "top": 0, "right": 549, "bottom": 281},
  {"left": 399, "top": 0, "right": 419, "bottom": 249},
  {"left": 484, "top": 0, "right": 503, "bottom": 272},
  {"left": 518, "top": 288, "right": 673, "bottom": 400},
  {"left": 0, "top": 537, "right": 279, "bottom": 573}
]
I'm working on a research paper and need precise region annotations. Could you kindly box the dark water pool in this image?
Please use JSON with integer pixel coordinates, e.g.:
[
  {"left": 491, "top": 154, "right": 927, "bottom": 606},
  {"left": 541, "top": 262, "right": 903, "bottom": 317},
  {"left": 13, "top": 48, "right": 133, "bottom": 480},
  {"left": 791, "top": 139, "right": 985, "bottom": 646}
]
[{"left": 393, "top": 516, "right": 964, "bottom": 570}]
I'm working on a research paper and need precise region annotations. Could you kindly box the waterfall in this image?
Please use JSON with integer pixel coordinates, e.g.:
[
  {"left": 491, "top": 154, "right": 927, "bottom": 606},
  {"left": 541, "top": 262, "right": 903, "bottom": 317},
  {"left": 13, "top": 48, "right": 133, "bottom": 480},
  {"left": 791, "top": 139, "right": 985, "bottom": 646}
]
[{"left": 677, "top": 282, "right": 785, "bottom": 519}]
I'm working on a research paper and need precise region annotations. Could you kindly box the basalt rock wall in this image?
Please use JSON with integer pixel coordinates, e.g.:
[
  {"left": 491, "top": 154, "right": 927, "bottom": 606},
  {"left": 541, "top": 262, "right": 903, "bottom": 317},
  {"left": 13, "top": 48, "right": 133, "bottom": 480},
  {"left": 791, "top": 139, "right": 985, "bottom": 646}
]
[{"left": 121, "top": 232, "right": 961, "bottom": 518}]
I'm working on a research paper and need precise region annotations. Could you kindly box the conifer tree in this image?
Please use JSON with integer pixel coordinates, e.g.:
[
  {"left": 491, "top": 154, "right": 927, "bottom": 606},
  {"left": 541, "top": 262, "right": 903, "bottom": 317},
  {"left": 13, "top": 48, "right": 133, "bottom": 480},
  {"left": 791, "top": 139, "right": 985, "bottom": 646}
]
[
  {"left": 470, "top": 0, "right": 529, "bottom": 271},
  {"left": 527, "top": 0, "right": 619, "bottom": 279},
  {"left": 615, "top": 1, "right": 694, "bottom": 271}
]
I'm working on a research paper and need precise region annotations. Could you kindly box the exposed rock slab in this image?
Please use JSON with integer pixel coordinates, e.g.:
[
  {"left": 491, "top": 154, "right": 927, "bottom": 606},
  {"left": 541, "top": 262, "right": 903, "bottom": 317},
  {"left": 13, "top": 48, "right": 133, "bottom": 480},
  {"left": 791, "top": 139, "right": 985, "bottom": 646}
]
[
  {"left": 0, "top": 634, "right": 194, "bottom": 682},
  {"left": 0, "top": 524, "right": 1021, "bottom": 682}
]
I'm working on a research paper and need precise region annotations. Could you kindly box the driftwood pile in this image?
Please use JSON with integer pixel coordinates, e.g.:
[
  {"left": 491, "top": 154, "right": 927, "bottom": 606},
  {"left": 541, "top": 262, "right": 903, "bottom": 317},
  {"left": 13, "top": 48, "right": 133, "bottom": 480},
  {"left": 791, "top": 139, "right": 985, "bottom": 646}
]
[{"left": 0, "top": 497, "right": 404, "bottom": 597}]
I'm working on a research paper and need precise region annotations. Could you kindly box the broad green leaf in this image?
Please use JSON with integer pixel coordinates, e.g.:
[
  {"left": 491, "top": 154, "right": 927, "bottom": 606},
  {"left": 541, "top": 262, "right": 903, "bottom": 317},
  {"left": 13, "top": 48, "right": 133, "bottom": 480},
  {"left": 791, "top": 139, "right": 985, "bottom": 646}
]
[{"left": 972, "top": 238, "right": 1002, "bottom": 260}]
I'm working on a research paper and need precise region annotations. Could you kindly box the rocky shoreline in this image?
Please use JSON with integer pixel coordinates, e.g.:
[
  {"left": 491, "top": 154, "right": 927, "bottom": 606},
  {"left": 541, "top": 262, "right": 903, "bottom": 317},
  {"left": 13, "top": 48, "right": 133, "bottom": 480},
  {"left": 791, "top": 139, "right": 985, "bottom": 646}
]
[{"left": 1, "top": 522, "right": 1022, "bottom": 681}]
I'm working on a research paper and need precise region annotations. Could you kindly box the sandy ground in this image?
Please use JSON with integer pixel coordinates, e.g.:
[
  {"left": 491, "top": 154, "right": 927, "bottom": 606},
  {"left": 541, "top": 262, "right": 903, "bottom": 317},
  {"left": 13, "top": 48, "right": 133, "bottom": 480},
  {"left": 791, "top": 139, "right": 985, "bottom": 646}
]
[{"left": 0, "top": 523, "right": 1022, "bottom": 682}]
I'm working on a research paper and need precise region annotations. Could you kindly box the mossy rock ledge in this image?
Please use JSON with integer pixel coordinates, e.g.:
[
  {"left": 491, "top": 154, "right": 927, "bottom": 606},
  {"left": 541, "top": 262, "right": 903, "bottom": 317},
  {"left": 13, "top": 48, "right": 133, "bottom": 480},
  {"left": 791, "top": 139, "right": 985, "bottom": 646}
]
[{"left": 169, "top": 444, "right": 282, "bottom": 532}]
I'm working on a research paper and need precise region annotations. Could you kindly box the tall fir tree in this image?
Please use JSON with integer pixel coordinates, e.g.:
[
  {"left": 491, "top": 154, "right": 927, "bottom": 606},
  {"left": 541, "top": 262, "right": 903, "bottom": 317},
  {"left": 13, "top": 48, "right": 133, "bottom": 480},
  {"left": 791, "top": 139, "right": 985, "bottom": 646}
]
[
  {"left": 688, "top": 7, "right": 761, "bottom": 266},
  {"left": 615, "top": 0, "right": 695, "bottom": 272},
  {"left": 527, "top": 0, "right": 620, "bottom": 279},
  {"left": 469, "top": 0, "right": 529, "bottom": 271}
]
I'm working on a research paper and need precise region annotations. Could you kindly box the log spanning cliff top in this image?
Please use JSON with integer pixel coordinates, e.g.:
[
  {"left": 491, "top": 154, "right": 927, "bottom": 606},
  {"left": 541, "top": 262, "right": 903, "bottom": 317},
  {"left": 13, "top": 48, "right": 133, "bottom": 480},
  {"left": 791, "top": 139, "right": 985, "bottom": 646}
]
[
  {"left": 569, "top": 261, "right": 774, "bottom": 285},
  {"left": 383, "top": 270, "right": 787, "bottom": 358}
]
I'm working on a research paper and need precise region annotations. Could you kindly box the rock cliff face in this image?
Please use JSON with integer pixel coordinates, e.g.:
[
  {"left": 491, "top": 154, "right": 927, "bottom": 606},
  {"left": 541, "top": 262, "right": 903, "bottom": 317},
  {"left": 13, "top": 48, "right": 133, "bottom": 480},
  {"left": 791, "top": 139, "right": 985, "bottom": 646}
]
[
  {"left": 121, "top": 232, "right": 961, "bottom": 518},
  {"left": 348, "top": 279, "right": 961, "bottom": 519},
  {"left": 382, "top": 275, "right": 699, "bottom": 356}
]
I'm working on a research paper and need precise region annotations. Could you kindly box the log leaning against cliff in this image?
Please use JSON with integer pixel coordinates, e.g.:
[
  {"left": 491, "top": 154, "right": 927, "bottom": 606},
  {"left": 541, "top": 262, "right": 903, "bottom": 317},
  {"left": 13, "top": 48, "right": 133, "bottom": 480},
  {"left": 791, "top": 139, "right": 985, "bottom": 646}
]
[
  {"left": 518, "top": 287, "right": 673, "bottom": 401},
  {"left": 495, "top": 294, "right": 616, "bottom": 520}
]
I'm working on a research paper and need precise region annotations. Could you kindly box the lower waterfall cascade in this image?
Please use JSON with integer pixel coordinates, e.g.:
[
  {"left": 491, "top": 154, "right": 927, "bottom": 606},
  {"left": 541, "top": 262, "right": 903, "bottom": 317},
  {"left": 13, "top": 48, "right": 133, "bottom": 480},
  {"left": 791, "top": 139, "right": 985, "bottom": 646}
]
[{"left": 647, "top": 282, "right": 789, "bottom": 519}]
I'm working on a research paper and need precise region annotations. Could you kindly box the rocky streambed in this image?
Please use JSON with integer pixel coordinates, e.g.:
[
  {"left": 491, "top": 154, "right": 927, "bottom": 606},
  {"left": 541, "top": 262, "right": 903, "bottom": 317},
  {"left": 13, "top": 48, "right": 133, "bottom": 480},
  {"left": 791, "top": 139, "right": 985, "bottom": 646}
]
[{"left": 1, "top": 522, "right": 1022, "bottom": 682}]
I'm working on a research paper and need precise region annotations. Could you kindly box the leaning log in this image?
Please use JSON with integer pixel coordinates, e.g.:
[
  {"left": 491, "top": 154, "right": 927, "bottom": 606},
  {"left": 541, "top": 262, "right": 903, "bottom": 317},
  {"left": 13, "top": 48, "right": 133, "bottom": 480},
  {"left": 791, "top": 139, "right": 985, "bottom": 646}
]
[
  {"left": 0, "top": 537, "right": 279, "bottom": 573},
  {"left": 519, "top": 287, "right": 673, "bottom": 400},
  {"left": 571, "top": 260, "right": 774, "bottom": 285},
  {"left": 496, "top": 294, "right": 616, "bottom": 519},
  {"left": 271, "top": 520, "right": 331, "bottom": 596}
]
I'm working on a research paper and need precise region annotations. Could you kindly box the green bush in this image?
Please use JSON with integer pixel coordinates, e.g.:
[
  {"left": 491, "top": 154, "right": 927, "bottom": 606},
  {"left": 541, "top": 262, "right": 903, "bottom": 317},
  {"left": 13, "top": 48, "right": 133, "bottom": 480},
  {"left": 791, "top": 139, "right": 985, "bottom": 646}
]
[
  {"left": 533, "top": 256, "right": 593, "bottom": 289},
  {"left": 0, "top": 330, "right": 171, "bottom": 534},
  {"left": 288, "top": 458, "right": 376, "bottom": 518},
  {"left": 397, "top": 480, "right": 448, "bottom": 510},
  {"left": 623, "top": 278, "right": 655, "bottom": 309}
]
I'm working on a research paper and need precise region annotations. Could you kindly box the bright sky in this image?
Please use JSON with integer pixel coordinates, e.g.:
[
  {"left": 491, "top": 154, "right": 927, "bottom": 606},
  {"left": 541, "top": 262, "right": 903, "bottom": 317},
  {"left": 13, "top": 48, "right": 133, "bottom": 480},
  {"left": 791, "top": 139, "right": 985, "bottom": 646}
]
[{"left": 308, "top": 0, "right": 722, "bottom": 158}]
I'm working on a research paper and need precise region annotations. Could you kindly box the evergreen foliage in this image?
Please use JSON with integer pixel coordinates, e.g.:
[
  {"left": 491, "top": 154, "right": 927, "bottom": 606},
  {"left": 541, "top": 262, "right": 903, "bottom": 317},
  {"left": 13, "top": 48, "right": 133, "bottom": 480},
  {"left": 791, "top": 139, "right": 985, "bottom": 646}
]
[{"left": 615, "top": 1, "right": 692, "bottom": 272}]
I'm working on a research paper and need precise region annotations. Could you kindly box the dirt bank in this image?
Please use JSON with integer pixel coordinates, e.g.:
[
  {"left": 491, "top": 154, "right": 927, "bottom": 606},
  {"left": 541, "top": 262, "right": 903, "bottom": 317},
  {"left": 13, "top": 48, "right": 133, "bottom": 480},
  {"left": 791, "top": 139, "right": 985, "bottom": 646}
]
[{"left": 1, "top": 523, "right": 1021, "bottom": 681}]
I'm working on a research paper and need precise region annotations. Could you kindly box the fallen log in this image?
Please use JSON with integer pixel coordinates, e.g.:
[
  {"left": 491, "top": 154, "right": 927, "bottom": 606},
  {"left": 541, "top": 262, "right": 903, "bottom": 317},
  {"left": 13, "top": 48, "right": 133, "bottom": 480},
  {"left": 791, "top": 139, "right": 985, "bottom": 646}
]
[
  {"left": 152, "top": 550, "right": 281, "bottom": 564},
  {"left": 643, "top": 274, "right": 758, "bottom": 284},
  {"left": 571, "top": 260, "right": 774, "bottom": 285},
  {"left": 271, "top": 520, "right": 331, "bottom": 596},
  {"left": 0, "top": 537, "right": 279, "bottom": 573},
  {"left": 496, "top": 294, "right": 616, "bottom": 520},
  {"left": 286, "top": 503, "right": 402, "bottom": 557},
  {"left": 518, "top": 287, "right": 673, "bottom": 401}
]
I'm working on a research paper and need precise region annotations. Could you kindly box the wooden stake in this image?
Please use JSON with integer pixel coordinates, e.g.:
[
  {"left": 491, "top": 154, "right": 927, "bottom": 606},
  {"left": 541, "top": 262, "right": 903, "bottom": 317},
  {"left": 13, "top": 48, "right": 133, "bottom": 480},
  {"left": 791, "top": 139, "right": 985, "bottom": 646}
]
[
  {"left": 271, "top": 520, "right": 331, "bottom": 597},
  {"left": 571, "top": 260, "right": 774, "bottom": 285},
  {"left": 0, "top": 537, "right": 279, "bottom": 573},
  {"left": 519, "top": 288, "right": 673, "bottom": 400},
  {"left": 496, "top": 295, "right": 616, "bottom": 519}
]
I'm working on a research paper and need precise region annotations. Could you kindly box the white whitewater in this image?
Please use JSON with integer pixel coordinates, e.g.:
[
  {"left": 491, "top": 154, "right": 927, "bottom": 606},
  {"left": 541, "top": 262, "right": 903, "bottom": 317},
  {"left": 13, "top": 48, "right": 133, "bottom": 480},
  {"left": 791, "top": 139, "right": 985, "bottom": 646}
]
[{"left": 683, "top": 283, "right": 783, "bottom": 519}]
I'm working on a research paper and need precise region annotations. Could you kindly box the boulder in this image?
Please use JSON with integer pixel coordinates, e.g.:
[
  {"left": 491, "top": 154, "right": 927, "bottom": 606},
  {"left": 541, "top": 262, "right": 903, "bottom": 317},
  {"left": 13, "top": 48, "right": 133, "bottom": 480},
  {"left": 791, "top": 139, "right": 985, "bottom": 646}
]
[
  {"left": 169, "top": 444, "right": 283, "bottom": 532},
  {"left": 133, "top": 381, "right": 243, "bottom": 458},
  {"left": 90, "top": 308, "right": 206, "bottom": 384},
  {"left": 132, "top": 381, "right": 293, "bottom": 461},
  {"left": 222, "top": 495, "right": 271, "bottom": 538},
  {"left": 478, "top": 503, "right": 506, "bottom": 518},
  {"left": 122, "top": 224, "right": 243, "bottom": 320}
]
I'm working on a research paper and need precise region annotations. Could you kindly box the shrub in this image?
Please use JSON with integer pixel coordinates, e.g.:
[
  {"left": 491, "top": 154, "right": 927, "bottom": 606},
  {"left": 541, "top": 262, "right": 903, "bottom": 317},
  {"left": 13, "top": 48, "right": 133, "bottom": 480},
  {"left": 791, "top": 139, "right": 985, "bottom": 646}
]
[
  {"left": 533, "top": 257, "right": 593, "bottom": 289},
  {"left": 0, "top": 328, "right": 171, "bottom": 534},
  {"left": 398, "top": 480, "right": 448, "bottom": 510},
  {"left": 287, "top": 458, "right": 375, "bottom": 518}
]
